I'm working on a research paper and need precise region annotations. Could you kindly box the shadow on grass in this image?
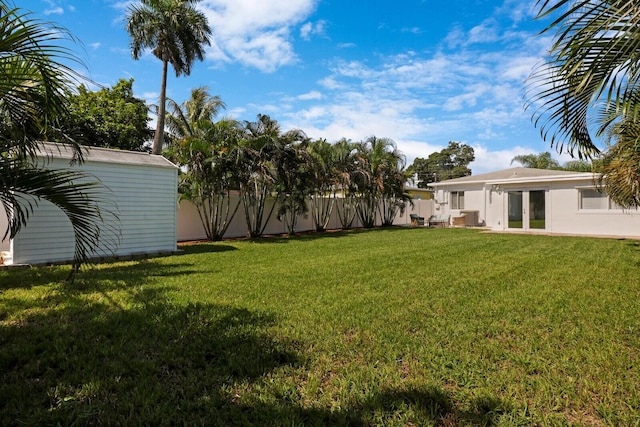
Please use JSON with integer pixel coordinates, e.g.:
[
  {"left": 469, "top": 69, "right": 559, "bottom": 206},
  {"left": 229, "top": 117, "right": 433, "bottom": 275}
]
[
  {"left": 177, "top": 243, "right": 239, "bottom": 255},
  {"left": 0, "top": 290, "right": 301, "bottom": 425},
  {"left": 1, "top": 280, "right": 515, "bottom": 425},
  {"left": 0, "top": 259, "right": 198, "bottom": 292},
  {"left": 244, "top": 226, "right": 421, "bottom": 245},
  {"left": 206, "top": 385, "right": 513, "bottom": 426}
]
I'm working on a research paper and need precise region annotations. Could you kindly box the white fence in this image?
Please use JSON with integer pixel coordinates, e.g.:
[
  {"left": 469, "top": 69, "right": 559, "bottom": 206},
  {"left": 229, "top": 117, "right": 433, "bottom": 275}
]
[{"left": 177, "top": 196, "right": 435, "bottom": 241}]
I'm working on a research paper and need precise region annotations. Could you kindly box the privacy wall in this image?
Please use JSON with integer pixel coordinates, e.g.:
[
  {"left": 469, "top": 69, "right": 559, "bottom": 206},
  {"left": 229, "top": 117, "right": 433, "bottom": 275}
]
[{"left": 177, "top": 197, "right": 435, "bottom": 241}]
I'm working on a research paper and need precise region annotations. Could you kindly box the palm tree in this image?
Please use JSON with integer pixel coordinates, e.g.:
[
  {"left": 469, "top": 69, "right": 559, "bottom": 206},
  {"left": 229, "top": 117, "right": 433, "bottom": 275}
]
[
  {"left": 165, "top": 88, "right": 240, "bottom": 241},
  {"left": 165, "top": 86, "right": 225, "bottom": 141},
  {"left": 528, "top": 0, "right": 640, "bottom": 207},
  {"left": 332, "top": 138, "right": 359, "bottom": 229},
  {"left": 598, "top": 119, "right": 640, "bottom": 206},
  {"left": 273, "top": 130, "right": 312, "bottom": 235},
  {"left": 510, "top": 152, "right": 561, "bottom": 169},
  {"left": 353, "top": 136, "right": 407, "bottom": 228},
  {"left": 126, "top": 0, "right": 212, "bottom": 155},
  {"left": 1, "top": 5, "right": 116, "bottom": 272},
  {"left": 235, "top": 114, "right": 280, "bottom": 237},
  {"left": 307, "top": 139, "right": 336, "bottom": 232}
]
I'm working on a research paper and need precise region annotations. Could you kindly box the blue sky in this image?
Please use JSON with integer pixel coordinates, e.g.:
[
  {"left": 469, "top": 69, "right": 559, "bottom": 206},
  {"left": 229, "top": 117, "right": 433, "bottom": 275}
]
[{"left": 20, "top": 0, "right": 566, "bottom": 173}]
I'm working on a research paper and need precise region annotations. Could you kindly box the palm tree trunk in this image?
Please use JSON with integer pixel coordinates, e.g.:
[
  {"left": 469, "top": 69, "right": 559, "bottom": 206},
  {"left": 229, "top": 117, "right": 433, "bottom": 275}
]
[{"left": 152, "top": 59, "right": 168, "bottom": 155}]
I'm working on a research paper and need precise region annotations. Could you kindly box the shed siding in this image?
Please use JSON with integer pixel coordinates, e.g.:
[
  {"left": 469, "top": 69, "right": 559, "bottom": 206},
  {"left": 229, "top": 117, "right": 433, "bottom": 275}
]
[
  {"left": 12, "top": 154, "right": 177, "bottom": 265},
  {"left": 0, "top": 208, "right": 8, "bottom": 251}
]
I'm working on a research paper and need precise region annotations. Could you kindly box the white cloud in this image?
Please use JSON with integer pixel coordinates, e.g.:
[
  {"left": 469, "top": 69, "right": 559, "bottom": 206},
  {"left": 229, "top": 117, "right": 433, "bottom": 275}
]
[
  {"left": 44, "top": 6, "right": 64, "bottom": 15},
  {"left": 297, "top": 91, "right": 322, "bottom": 101},
  {"left": 200, "top": 0, "right": 317, "bottom": 72},
  {"left": 470, "top": 145, "right": 534, "bottom": 174},
  {"left": 89, "top": 42, "right": 101, "bottom": 50},
  {"left": 300, "top": 22, "right": 313, "bottom": 40},
  {"left": 467, "top": 19, "right": 500, "bottom": 44},
  {"left": 300, "top": 20, "right": 326, "bottom": 41}
]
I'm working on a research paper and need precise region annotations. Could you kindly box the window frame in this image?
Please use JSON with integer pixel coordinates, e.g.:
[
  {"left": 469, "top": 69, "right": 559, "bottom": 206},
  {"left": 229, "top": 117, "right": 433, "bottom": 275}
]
[
  {"left": 451, "top": 191, "right": 465, "bottom": 210},
  {"left": 578, "top": 188, "right": 621, "bottom": 211}
]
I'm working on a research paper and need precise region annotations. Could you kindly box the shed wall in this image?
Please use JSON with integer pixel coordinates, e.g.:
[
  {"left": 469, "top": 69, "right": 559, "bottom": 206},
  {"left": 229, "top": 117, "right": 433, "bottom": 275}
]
[
  {"left": 0, "top": 209, "right": 8, "bottom": 252},
  {"left": 11, "top": 156, "right": 177, "bottom": 265}
]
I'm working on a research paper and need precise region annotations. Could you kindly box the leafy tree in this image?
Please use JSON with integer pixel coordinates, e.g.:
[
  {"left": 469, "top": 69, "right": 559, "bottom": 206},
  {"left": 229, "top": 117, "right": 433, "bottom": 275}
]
[
  {"left": 61, "top": 78, "right": 151, "bottom": 151},
  {"left": 528, "top": 0, "right": 640, "bottom": 207},
  {"left": 562, "top": 160, "right": 593, "bottom": 172},
  {"left": 408, "top": 141, "right": 474, "bottom": 187},
  {"left": 126, "top": 0, "right": 212, "bottom": 155},
  {"left": 0, "top": 5, "right": 116, "bottom": 272},
  {"left": 510, "top": 151, "right": 595, "bottom": 172},
  {"left": 510, "top": 152, "right": 561, "bottom": 169},
  {"left": 165, "top": 88, "right": 239, "bottom": 241}
]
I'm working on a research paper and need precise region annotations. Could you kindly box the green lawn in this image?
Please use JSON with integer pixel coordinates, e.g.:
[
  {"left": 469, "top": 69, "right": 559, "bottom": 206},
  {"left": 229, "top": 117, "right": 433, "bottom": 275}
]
[{"left": 1, "top": 228, "right": 639, "bottom": 425}]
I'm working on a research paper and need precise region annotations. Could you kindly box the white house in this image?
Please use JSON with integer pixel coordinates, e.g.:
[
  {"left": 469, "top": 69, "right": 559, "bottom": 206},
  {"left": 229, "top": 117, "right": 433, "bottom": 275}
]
[
  {"left": 430, "top": 167, "right": 640, "bottom": 238},
  {"left": 1, "top": 143, "right": 178, "bottom": 265}
]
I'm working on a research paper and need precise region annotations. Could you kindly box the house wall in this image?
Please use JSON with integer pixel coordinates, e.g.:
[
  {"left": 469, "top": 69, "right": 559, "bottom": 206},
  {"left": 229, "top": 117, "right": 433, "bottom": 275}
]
[
  {"left": 548, "top": 181, "right": 639, "bottom": 237},
  {"left": 454, "top": 179, "right": 640, "bottom": 237},
  {"left": 177, "top": 198, "right": 434, "bottom": 241},
  {"left": 434, "top": 184, "right": 485, "bottom": 225},
  {"left": 11, "top": 157, "right": 177, "bottom": 265}
]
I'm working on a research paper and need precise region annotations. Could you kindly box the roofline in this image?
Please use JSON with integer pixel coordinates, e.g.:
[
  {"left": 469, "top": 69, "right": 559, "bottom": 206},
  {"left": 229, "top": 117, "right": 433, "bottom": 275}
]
[
  {"left": 485, "top": 174, "right": 600, "bottom": 185},
  {"left": 37, "top": 142, "right": 178, "bottom": 169},
  {"left": 430, "top": 172, "right": 599, "bottom": 187}
]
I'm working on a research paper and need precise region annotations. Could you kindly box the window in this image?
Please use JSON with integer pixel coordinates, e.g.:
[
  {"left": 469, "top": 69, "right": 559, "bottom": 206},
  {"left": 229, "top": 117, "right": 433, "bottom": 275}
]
[
  {"left": 579, "top": 188, "right": 621, "bottom": 210},
  {"left": 451, "top": 191, "right": 464, "bottom": 209}
]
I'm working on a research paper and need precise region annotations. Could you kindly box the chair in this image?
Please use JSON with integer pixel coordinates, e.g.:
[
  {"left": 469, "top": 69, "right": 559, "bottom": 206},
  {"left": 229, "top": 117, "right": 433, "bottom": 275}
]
[{"left": 410, "top": 213, "right": 425, "bottom": 226}]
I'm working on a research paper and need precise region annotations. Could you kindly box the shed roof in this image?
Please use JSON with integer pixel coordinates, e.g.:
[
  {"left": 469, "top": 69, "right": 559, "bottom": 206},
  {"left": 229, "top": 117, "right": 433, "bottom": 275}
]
[
  {"left": 37, "top": 142, "right": 177, "bottom": 169},
  {"left": 430, "top": 167, "right": 596, "bottom": 187}
]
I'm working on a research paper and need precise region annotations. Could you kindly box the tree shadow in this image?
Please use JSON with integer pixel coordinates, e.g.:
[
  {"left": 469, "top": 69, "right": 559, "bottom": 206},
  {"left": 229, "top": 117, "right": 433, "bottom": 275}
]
[
  {"left": 177, "top": 243, "right": 239, "bottom": 255},
  {"left": 0, "top": 259, "right": 198, "bottom": 292},
  {"left": 244, "top": 227, "right": 414, "bottom": 245},
  {"left": 0, "top": 290, "right": 301, "bottom": 425},
  {"left": 1, "top": 277, "right": 518, "bottom": 425},
  {"left": 212, "top": 385, "right": 514, "bottom": 426}
]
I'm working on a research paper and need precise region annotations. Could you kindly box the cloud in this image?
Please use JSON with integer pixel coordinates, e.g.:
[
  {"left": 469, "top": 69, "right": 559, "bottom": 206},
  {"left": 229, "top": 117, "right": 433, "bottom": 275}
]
[
  {"left": 89, "top": 42, "right": 102, "bottom": 50},
  {"left": 44, "top": 6, "right": 64, "bottom": 15},
  {"left": 200, "top": 0, "right": 317, "bottom": 72},
  {"left": 470, "top": 145, "right": 535, "bottom": 174},
  {"left": 297, "top": 91, "right": 322, "bottom": 101},
  {"left": 300, "top": 20, "right": 326, "bottom": 41}
]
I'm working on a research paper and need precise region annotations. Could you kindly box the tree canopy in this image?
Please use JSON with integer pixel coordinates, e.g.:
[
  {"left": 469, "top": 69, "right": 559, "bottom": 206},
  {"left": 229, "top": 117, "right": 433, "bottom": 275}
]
[
  {"left": 528, "top": 0, "right": 640, "bottom": 207},
  {"left": 408, "top": 141, "right": 474, "bottom": 187},
  {"left": 510, "top": 152, "right": 594, "bottom": 172},
  {"left": 60, "top": 78, "right": 151, "bottom": 151}
]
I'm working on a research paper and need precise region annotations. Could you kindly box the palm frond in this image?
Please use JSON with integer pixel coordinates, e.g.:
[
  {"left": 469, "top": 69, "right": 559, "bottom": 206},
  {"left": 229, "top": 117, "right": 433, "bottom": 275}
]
[{"left": 0, "top": 157, "right": 119, "bottom": 268}]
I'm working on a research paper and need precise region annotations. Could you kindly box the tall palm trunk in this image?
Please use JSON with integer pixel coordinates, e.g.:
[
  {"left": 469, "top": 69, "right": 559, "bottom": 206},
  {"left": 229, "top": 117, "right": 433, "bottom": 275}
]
[{"left": 153, "top": 58, "right": 168, "bottom": 155}]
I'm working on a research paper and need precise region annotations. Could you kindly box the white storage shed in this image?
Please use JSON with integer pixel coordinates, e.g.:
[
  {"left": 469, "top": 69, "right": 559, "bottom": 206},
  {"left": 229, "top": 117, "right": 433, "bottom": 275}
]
[{"left": 1, "top": 143, "right": 178, "bottom": 265}]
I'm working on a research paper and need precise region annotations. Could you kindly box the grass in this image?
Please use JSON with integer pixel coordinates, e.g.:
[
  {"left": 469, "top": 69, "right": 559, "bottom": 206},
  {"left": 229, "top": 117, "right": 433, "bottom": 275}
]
[{"left": 1, "top": 227, "right": 640, "bottom": 425}]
